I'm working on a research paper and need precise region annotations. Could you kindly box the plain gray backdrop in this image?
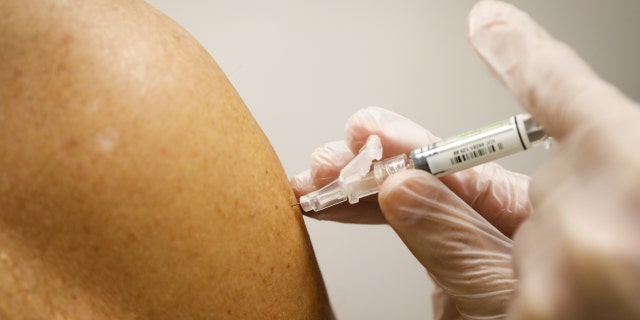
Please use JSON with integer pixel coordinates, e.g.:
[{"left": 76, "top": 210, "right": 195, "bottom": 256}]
[{"left": 146, "top": 1, "right": 639, "bottom": 318}]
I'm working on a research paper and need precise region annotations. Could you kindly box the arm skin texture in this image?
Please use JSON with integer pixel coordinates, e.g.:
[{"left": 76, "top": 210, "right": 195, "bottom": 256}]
[{"left": 0, "top": 0, "right": 332, "bottom": 318}]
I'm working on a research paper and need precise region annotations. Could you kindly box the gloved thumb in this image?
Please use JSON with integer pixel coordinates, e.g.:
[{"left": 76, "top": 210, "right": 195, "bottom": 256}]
[{"left": 379, "top": 169, "right": 515, "bottom": 320}]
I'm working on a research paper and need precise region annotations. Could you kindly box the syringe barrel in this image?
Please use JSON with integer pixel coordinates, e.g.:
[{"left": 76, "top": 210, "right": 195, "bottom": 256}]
[{"left": 410, "top": 114, "right": 546, "bottom": 177}]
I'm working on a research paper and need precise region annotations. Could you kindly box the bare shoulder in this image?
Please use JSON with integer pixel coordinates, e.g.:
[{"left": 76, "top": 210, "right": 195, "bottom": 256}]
[{"left": 0, "top": 0, "right": 331, "bottom": 318}]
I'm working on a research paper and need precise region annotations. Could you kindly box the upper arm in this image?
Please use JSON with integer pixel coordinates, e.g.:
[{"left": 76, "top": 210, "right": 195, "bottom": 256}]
[{"left": 0, "top": 1, "right": 331, "bottom": 318}]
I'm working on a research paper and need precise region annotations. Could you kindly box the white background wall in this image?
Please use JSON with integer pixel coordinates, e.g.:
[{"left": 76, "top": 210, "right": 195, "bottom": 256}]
[{"left": 146, "top": 1, "right": 639, "bottom": 318}]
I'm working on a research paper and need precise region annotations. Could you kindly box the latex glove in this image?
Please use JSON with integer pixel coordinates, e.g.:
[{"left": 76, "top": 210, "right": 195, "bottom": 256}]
[
  {"left": 468, "top": 1, "right": 640, "bottom": 319},
  {"left": 291, "top": 106, "right": 532, "bottom": 319},
  {"left": 292, "top": 1, "right": 640, "bottom": 319}
]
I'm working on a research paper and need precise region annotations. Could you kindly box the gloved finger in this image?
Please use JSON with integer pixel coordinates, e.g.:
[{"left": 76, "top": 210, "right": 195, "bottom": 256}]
[
  {"left": 441, "top": 163, "right": 531, "bottom": 238},
  {"left": 379, "top": 169, "right": 516, "bottom": 320},
  {"left": 468, "top": 0, "right": 638, "bottom": 141},
  {"left": 310, "top": 140, "right": 354, "bottom": 189},
  {"left": 509, "top": 170, "right": 640, "bottom": 319},
  {"left": 290, "top": 140, "right": 353, "bottom": 199},
  {"left": 344, "top": 106, "right": 439, "bottom": 158},
  {"left": 345, "top": 107, "right": 531, "bottom": 236},
  {"left": 290, "top": 169, "right": 315, "bottom": 200}
]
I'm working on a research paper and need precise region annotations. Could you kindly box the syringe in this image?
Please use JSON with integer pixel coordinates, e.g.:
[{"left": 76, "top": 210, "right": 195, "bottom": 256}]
[{"left": 298, "top": 113, "right": 548, "bottom": 212}]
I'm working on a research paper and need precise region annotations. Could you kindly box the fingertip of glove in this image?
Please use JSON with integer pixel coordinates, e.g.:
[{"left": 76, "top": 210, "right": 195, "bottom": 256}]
[
  {"left": 344, "top": 107, "right": 388, "bottom": 131},
  {"left": 468, "top": 0, "right": 516, "bottom": 38},
  {"left": 344, "top": 107, "right": 439, "bottom": 157},
  {"left": 309, "top": 141, "right": 353, "bottom": 168},
  {"left": 467, "top": 0, "right": 548, "bottom": 84},
  {"left": 344, "top": 107, "right": 388, "bottom": 151},
  {"left": 290, "top": 169, "right": 314, "bottom": 198},
  {"left": 309, "top": 141, "right": 354, "bottom": 188}
]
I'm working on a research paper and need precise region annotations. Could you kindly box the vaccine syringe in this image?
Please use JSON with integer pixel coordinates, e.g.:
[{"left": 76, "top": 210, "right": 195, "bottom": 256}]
[{"left": 298, "top": 113, "right": 547, "bottom": 212}]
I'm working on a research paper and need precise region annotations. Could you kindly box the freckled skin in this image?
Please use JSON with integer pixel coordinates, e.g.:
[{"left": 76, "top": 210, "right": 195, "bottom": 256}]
[{"left": 0, "top": 0, "right": 332, "bottom": 319}]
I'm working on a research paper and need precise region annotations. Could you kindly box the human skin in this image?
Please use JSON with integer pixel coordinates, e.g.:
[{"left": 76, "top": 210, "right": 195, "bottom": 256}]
[{"left": 0, "top": 0, "right": 332, "bottom": 318}]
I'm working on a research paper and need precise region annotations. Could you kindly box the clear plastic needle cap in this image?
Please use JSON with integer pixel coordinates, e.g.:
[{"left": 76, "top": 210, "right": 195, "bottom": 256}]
[{"left": 299, "top": 135, "right": 383, "bottom": 212}]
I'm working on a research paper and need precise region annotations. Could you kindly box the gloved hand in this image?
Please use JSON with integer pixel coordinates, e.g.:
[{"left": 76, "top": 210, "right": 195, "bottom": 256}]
[
  {"left": 292, "top": 105, "right": 531, "bottom": 320},
  {"left": 468, "top": 1, "right": 640, "bottom": 319},
  {"left": 292, "top": 1, "right": 640, "bottom": 319}
]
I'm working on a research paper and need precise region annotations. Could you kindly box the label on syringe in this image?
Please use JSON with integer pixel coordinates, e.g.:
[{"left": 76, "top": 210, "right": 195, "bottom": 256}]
[
  {"left": 412, "top": 116, "right": 527, "bottom": 176},
  {"left": 448, "top": 140, "right": 505, "bottom": 166}
]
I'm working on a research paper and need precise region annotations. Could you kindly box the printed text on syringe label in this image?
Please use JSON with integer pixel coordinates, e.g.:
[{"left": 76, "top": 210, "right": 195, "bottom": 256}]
[
  {"left": 426, "top": 128, "right": 526, "bottom": 176},
  {"left": 450, "top": 142, "right": 504, "bottom": 165}
]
